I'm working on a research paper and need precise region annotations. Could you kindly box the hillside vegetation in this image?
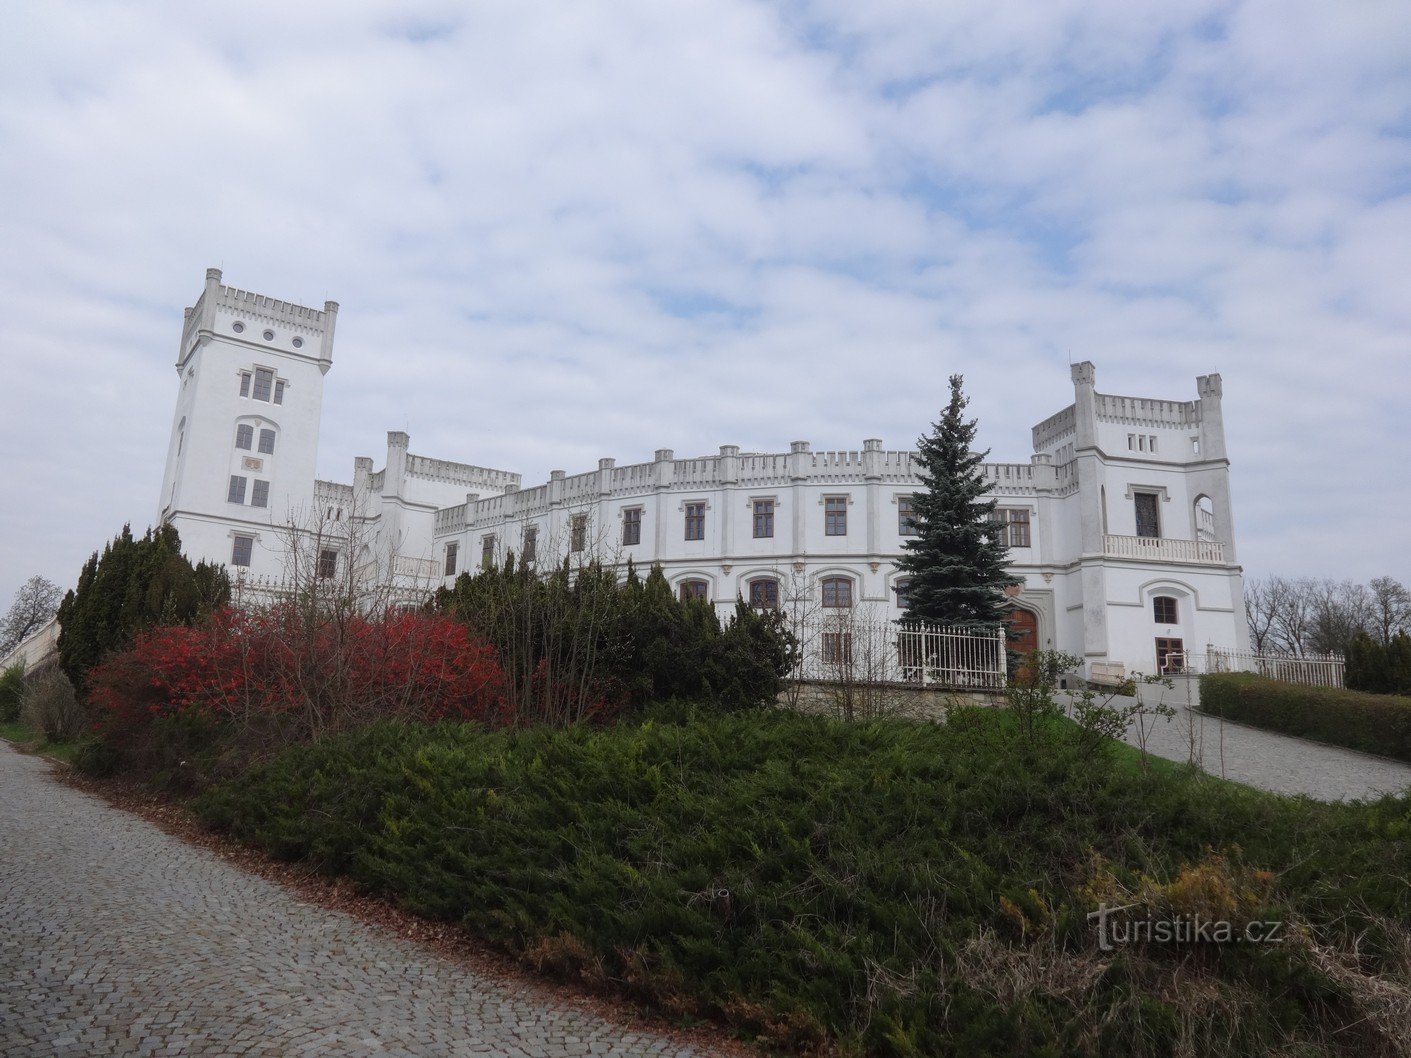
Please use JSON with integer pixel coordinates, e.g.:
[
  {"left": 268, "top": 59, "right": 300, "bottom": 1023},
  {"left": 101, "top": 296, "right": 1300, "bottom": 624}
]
[{"left": 196, "top": 705, "right": 1411, "bottom": 1057}]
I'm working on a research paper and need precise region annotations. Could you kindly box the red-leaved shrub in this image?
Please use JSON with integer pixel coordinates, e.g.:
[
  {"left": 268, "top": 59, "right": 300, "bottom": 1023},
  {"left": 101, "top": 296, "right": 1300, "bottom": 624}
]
[{"left": 87, "top": 606, "right": 507, "bottom": 769}]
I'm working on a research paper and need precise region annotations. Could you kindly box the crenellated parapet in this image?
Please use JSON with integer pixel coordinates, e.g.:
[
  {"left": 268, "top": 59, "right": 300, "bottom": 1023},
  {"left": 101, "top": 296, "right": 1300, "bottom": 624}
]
[
  {"left": 431, "top": 443, "right": 1071, "bottom": 537},
  {"left": 179, "top": 267, "right": 338, "bottom": 368}
]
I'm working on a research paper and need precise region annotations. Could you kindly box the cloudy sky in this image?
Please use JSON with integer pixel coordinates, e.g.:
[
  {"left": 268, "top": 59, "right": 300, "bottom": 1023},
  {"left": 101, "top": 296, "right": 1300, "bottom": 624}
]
[{"left": 1, "top": 0, "right": 1408, "bottom": 611}]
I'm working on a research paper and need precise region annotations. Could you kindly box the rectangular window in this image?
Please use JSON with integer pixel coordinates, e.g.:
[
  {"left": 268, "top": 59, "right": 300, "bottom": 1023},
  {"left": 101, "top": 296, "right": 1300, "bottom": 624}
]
[
  {"left": 748, "top": 579, "right": 779, "bottom": 609},
  {"left": 318, "top": 549, "right": 337, "bottom": 580},
  {"left": 990, "top": 508, "right": 1032, "bottom": 548},
  {"left": 252, "top": 368, "right": 275, "bottom": 402},
  {"left": 250, "top": 479, "right": 269, "bottom": 508},
  {"left": 1153, "top": 596, "right": 1178, "bottom": 624},
  {"left": 444, "top": 541, "right": 459, "bottom": 577},
  {"left": 227, "top": 475, "right": 247, "bottom": 504},
  {"left": 684, "top": 502, "right": 705, "bottom": 541},
  {"left": 824, "top": 496, "right": 847, "bottom": 536},
  {"left": 752, "top": 499, "right": 774, "bottom": 539},
  {"left": 571, "top": 514, "right": 587, "bottom": 553},
  {"left": 1134, "top": 493, "right": 1161, "bottom": 539},
  {"left": 898, "top": 496, "right": 918, "bottom": 536},
  {"left": 481, "top": 534, "right": 496, "bottom": 569},
  {"left": 258, "top": 428, "right": 275, "bottom": 455},
  {"left": 822, "top": 632, "right": 853, "bottom": 666},
  {"left": 821, "top": 578, "right": 853, "bottom": 608},
  {"left": 273, "top": 380, "right": 285, "bottom": 405},
  {"left": 622, "top": 507, "right": 642, "bottom": 546},
  {"left": 522, "top": 526, "right": 537, "bottom": 564},
  {"left": 231, "top": 534, "right": 253, "bottom": 567},
  {"left": 235, "top": 424, "right": 254, "bottom": 450},
  {"left": 239, "top": 373, "right": 251, "bottom": 397}
]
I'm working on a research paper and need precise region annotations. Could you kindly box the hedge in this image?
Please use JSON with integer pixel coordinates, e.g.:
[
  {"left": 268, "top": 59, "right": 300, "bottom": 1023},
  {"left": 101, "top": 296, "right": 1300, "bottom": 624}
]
[{"left": 1200, "top": 672, "right": 1411, "bottom": 762}]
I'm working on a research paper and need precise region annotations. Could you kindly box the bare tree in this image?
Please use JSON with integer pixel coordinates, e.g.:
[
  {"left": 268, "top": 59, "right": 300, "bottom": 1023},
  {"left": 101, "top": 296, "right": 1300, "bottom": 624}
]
[
  {"left": 1368, "top": 576, "right": 1411, "bottom": 646},
  {"left": 0, "top": 575, "right": 63, "bottom": 658},
  {"left": 1307, "top": 579, "right": 1373, "bottom": 654}
]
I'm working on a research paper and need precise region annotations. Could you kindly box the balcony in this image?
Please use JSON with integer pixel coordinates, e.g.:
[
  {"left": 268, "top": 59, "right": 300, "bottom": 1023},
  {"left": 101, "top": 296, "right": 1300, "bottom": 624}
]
[{"left": 1103, "top": 534, "right": 1225, "bottom": 565}]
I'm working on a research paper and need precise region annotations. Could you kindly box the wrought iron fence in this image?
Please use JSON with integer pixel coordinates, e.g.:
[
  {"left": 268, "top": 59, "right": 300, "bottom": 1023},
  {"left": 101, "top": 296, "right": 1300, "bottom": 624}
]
[
  {"left": 790, "top": 615, "right": 1008, "bottom": 690},
  {"left": 1170, "top": 645, "right": 1345, "bottom": 688}
]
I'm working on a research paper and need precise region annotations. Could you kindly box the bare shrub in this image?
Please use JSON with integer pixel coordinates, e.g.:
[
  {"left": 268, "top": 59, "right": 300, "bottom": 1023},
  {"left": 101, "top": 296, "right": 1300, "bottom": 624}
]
[{"left": 20, "top": 667, "right": 85, "bottom": 741}]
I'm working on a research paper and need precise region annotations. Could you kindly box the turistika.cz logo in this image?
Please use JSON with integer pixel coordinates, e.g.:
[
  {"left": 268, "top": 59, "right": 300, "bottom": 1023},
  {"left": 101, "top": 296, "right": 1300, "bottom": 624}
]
[{"left": 1087, "top": 903, "right": 1285, "bottom": 951}]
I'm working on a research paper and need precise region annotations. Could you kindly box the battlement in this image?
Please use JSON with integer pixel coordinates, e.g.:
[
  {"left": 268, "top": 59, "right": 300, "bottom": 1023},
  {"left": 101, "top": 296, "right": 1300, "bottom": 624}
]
[
  {"left": 180, "top": 268, "right": 338, "bottom": 364},
  {"left": 431, "top": 440, "right": 1069, "bottom": 536}
]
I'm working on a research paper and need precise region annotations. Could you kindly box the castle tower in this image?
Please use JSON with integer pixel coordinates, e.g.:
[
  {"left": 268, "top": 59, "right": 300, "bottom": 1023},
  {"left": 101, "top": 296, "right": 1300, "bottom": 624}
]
[{"left": 158, "top": 268, "right": 338, "bottom": 578}]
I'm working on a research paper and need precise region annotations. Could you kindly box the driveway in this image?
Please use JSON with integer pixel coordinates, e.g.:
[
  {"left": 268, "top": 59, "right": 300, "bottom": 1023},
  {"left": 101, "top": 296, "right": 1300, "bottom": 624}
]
[
  {"left": 0, "top": 743, "right": 722, "bottom": 1058},
  {"left": 1061, "top": 678, "right": 1411, "bottom": 801}
]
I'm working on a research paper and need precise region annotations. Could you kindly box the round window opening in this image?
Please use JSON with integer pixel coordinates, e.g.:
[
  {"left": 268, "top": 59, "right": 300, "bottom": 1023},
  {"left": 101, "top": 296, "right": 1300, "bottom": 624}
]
[
  {"left": 262, "top": 329, "right": 275, "bottom": 342},
  {"left": 231, "top": 321, "right": 245, "bottom": 333},
  {"left": 292, "top": 337, "right": 304, "bottom": 349}
]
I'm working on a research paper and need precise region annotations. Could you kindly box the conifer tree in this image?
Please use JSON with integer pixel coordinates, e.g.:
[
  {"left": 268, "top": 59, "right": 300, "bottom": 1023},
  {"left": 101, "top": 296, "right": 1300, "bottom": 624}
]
[
  {"left": 56, "top": 523, "right": 229, "bottom": 694},
  {"left": 896, "top": 374, "right": 1014, "bottom": 630}
]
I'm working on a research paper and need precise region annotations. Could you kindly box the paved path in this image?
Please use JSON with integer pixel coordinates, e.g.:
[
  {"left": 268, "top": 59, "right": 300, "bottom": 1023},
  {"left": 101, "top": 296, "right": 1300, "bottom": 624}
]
[
  {"left": 1061, "top": 680, "right": 1411, "bottom": 802},
  {"left": 0, "top": 744, "right": 720, "bottom": 1058}
]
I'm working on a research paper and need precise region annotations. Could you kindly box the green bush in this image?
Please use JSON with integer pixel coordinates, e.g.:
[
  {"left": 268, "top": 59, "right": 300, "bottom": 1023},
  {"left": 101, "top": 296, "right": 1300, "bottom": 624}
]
[
  {"left": 197, "top": 708, "right": 1411, "bottom": 1056},
  {"left": 56, "top": 522, "right": 229, "bottom": 695},
  {"left": 0, "top": 664, "right": 24, "bottom": 723},
  {"left": 437, "top": 559, "right": 795, "bottom": 719},
  {"left": 1201, "top": 672, "right": 1411, "bottom": 761}
]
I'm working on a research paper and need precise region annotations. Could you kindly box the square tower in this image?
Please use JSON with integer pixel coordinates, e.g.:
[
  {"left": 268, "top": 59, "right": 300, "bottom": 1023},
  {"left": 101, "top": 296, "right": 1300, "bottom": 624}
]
[{"left": 158, "top": 268, "right": 338, "bottom": 579}]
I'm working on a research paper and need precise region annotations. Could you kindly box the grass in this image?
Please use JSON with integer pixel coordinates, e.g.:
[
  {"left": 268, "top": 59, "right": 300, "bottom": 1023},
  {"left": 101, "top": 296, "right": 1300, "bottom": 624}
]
[
  {"left": 192, "top": 703, "right": 1411, "bottom": 1057},
  {"left": 0, "top": 719, "right": 83, "bottom": 762}
]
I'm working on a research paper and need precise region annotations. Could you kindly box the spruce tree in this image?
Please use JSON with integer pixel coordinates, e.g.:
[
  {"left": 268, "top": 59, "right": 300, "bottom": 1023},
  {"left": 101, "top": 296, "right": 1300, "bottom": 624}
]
[{"left": 897, "top": 374, "right": 1014, "bottom": 630}]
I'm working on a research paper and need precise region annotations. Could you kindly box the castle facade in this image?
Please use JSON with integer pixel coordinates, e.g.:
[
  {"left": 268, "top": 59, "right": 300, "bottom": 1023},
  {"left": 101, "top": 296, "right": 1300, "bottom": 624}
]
[{"left": 160, "top": 269, "right": 1252, "bottom": 677}]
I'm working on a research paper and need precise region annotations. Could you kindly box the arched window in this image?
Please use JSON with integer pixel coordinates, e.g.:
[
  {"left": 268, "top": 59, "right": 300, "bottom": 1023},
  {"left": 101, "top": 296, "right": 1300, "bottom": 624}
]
[
  {"left": 1194, "top": 495, "right": 1215, "bottom": 542},
  {"left": 821, "top": 576, "right": 853, "bottom": 608},
  {"left": 679, "top": 579, "right": 709, "bottom": 603},
  {"left": 1153, "top": 596, "right": 1178, "bottom": 624},
  {"left": 747, "top": 578, "right": 779, "bottom": 609}
]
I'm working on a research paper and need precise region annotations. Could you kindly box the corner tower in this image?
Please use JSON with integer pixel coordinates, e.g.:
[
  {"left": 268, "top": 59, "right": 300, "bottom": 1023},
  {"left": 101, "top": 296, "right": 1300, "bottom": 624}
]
[{"left": 158, "top": 268, "right": 338, "bottom": 577}]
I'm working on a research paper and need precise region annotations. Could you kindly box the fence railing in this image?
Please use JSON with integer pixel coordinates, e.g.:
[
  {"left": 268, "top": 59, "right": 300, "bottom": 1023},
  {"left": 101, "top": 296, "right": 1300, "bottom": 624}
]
[
  {"left": 790, "top": 616, "right": 1007, "bottom": 690},
  {"left": 1170, "top": 646, "right": 1345, "bottom": 688},
  {"left": 1103, "top": 534, "right": 1226, "bottom": 565}
]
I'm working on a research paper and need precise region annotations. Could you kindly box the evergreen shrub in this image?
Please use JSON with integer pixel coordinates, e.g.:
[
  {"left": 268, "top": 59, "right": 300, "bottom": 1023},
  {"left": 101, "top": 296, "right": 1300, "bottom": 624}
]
[{"left": 1201, "top": 672, "right": 1411, "bottom": 761}]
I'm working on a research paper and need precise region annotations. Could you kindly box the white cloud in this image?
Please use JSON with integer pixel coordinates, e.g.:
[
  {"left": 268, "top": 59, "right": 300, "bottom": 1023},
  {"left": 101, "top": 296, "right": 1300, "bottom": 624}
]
[{"left": 0, "top": 0, "right": 1408, "bottom": 612}]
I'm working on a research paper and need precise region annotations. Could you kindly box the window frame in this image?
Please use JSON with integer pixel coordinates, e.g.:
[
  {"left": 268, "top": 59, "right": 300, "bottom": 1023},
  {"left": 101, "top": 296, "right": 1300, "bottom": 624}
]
[
  {"left": 747, "top": 577, "right": 779, "bottom": 609},
  {"left": 684, "top": 501, "right": 706, "bottom": 541},
  {"left": 821, "top": 576, "right": 854, "bottom": 608},
  {"left": 481, "top": 534, "right": 496, "bottom": 569},
  {"left": 824, "top": 496, "right": 848, "bottom": 537},
  {"left": 1153, "top": 596, "right": 1178, "bottom": 624},
  {"left": 227, "top": 475, "right": 247, "bottom": 505},
  {"left": 444, "top": 541, "right": 459, "bottom": 577},
  {"left": 622, "top": 506, "right": 642, "bottom": 546},
  {"left": 570, "top": 514, "right": 588, "bottom": 553},
  {"left": 231, "top": 534, "right": 254, "bottom": 568},
  {"left": 898, "top": 495, "right": 919, "bottom": 537},
  {"left": 990, "top": 507, "right": 1032, "bottom": 548},
  {"left": 250, "top": 479, "right": 269, "bottom": 508},
  {"left": 752, "top": 499, "right": 775, "bottom": 539},
  {"left": 678, "top": 579, "right": 709, "bottom": 604},
  {"left": 317, "top": 549, "right": 338, "bottom": 580},
  {"left": 235, "top": 424, "right": 254, "bottom": 450},
  {"left": 257, "top": 428, "right": 276, "bottom": 455}
]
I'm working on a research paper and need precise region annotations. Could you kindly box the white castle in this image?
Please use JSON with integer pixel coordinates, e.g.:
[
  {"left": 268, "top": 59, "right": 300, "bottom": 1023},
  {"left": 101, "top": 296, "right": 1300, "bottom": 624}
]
[{"left": 159, "top": 269, "right": 1251, "bottom": 678}]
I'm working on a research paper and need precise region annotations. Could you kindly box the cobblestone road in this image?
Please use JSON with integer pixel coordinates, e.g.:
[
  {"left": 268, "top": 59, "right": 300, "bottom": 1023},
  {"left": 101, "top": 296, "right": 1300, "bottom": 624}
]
[
  {"left": 0, "top": 744, "right": 722, "bottom": 1058},
  {"left": 1063, "top": 680, "right": 1411, "bottom": 801}
]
